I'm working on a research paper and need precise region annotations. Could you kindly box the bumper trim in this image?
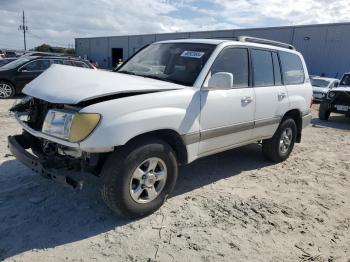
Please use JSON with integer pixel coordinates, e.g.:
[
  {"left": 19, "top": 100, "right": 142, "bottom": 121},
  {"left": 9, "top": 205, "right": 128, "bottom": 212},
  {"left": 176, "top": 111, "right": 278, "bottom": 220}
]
[
  {"left": 8, "top": 135, "right": 83, "bottom": 189},
  {"left": 302, "top": 113, "right": 312, "bottom": 128}
]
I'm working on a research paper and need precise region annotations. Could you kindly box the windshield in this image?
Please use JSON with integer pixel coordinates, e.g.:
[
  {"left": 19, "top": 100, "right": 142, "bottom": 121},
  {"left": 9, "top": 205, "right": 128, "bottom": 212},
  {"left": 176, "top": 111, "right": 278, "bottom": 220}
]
[
  {"left": 118, "top": 43, "right": 216, "bottom": 86},
  {"left": 340, "top": 74, "right": 350, "bottom": 86},
  {"left": 311, "top": 79, "right": 330, "bottom": 87},
  {"left": 0, "top": 57, "right": 30, "bottom": 70}
]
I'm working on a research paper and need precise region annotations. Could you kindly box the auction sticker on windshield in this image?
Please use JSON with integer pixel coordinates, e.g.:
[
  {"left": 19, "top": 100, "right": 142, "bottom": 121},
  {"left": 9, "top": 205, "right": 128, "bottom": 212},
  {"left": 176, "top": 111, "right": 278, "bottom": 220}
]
[{"left": 181, "top": 51, "right": 205, "bottom": 58}]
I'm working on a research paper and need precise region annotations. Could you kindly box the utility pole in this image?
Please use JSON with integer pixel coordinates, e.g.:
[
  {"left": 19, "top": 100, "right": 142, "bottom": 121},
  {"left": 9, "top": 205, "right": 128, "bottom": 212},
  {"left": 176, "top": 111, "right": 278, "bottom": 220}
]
[{"left": 18, "top": 11, "right": 28, "bottom": 51}]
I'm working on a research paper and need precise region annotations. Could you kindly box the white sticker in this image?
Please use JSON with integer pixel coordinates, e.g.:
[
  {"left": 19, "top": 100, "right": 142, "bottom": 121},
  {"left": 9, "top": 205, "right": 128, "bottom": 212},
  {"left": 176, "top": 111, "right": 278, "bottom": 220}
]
[{"left": 180, "top": 51, "right": 205, "bottom": 59}]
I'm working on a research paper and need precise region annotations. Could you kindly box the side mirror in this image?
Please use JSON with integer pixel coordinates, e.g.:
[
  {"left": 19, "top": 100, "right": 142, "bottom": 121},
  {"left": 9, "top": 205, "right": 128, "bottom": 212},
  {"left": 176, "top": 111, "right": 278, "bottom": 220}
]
[{"left": 207, "top": 72, "right": 233, "bottom": 90}]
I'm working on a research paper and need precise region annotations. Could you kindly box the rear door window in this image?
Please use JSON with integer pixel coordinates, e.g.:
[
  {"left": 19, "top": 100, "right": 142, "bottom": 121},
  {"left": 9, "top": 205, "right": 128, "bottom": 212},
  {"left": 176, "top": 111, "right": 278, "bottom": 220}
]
[
  {"left": 251, "top": 49, "right": 274, "bottom": 87},
  {"left": 279, "top": 52, "right": 305, "bottom": 85},
  {"left": 22, "top": 59, "right": 50, "bottom": 72}
]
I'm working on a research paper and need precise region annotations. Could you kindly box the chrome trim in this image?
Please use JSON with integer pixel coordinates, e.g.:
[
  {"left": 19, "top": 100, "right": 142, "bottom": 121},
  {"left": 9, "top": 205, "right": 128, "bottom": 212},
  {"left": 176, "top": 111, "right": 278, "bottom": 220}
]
[
  {"left": 181, "top": 132, "right": 200, "bottom": 145},
  {"left": 182, "top": 116, "right": 284, "bottom": 145},
  {"left": 254, "top": 117, "right": 281, "bottom": 128}
]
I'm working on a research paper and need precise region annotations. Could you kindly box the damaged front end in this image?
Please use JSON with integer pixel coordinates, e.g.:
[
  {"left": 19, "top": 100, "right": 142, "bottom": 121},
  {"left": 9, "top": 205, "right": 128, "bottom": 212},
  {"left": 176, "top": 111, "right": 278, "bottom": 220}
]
[{"left": 8, "top": 97, "right": 105, "bottom": 189}]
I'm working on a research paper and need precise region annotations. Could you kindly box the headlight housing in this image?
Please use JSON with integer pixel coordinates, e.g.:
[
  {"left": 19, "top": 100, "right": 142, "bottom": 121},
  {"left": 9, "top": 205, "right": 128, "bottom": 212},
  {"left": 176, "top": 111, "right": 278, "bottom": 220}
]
[
  {"left": 42, "top": 110, "right": 100, "bottom": 142},
  {"left": 328, "top": 91, "right": 336, "bottom": 99}
]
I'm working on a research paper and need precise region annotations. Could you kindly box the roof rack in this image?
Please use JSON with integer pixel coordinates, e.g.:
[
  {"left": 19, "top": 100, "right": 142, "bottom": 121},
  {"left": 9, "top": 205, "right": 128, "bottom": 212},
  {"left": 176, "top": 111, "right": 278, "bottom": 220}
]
[{"left": 238, "top": 36, "right": 296, "bottom": 50}]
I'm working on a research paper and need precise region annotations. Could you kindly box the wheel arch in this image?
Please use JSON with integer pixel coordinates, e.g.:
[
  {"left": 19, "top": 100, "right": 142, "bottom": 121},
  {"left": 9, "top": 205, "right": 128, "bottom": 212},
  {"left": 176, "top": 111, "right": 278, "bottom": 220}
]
[
  {"left": 120, "top": 129, "right": 188, "bottom": 166},
  {"left": 282, "top": 109, "right": 302, "bottom": 143}
]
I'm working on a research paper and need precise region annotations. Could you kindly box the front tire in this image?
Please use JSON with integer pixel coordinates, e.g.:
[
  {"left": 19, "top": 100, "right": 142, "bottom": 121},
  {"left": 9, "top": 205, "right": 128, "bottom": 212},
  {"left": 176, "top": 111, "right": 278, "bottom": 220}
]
[
  {"left": 0, "top": 81, "right": 15, "bottom": 98},
  {"left": 101, "top": 138, "right": 178, "bottom": 218},
  {"left": 262, "top": 118, "right": 297, "bottom": 163},
  {"left": 319, "top": 102, "right": 330, "bottom": 120}
]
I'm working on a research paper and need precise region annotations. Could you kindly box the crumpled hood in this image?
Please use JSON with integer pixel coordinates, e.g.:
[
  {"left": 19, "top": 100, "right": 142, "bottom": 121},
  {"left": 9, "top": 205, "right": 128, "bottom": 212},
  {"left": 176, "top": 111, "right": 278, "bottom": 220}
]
[{"left": 23, "top": 64, "right": 184, "bottom": 104}]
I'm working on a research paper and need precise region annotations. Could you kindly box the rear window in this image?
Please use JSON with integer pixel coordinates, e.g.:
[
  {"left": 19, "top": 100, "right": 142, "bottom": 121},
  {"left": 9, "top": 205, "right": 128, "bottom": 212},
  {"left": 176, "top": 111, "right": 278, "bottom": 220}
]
[
  {"left": 73, "top": 61, "right": 89, "bottom": 68},
  {"left": 279, "top": 52, "right": 305, "bottom": 85}
]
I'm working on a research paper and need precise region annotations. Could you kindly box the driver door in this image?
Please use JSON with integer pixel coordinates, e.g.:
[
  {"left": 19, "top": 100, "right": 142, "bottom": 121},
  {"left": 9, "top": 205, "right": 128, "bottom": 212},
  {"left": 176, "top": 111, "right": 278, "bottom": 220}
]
[{"left": 199, "top": 47, "right": 255, "bottom": 155}]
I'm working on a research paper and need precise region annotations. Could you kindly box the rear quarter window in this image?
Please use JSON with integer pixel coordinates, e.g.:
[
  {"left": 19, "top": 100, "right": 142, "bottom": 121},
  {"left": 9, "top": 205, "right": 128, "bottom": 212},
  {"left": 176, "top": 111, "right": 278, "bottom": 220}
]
[{"left": 279, "top": 52, "right": 305, "bottom": 85}]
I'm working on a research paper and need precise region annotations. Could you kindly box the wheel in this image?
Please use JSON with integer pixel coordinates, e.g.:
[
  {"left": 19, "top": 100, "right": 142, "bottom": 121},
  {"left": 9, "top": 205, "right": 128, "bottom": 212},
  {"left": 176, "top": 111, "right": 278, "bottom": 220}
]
[
  {"left": 262, "top": 118, "right": 297, "bottom": 163},
  {"left": 0, "top": 81, "right": 15, "bottom": 98},
  {"left": 319, "top": 102, "right": 330, "bottom": 120},
  {"left": 101, "top": 138, "right": 178, "bottom": 218}
]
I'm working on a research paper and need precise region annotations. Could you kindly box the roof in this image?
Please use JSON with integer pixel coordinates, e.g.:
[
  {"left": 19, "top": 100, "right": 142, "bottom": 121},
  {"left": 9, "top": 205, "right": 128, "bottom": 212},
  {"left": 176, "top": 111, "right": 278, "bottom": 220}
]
[
  {"left": 156, "top": 38, "right": 228, "bottom": 45},
  {"left": 311, "top": 76, "right": 339, "bottom": 81}
]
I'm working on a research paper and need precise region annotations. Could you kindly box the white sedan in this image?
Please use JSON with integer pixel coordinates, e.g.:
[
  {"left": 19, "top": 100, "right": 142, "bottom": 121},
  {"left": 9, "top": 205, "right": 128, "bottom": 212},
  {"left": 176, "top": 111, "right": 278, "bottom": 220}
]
[{"left": 311, "top": 76, "right": 339, "bottom": 101}]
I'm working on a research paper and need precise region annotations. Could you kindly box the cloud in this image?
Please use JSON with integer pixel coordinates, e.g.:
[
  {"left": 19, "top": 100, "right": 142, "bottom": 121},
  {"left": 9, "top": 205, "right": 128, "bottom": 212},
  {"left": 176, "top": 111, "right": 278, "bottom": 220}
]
[{"left": 0, "top": 0, "right": 349, "bottom": 50}]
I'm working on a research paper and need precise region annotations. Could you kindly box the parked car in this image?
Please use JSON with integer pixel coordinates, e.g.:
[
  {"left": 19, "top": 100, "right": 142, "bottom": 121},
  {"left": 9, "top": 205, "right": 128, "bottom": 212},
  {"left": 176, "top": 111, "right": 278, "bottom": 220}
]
[
  {"left": 0, "top": 56, "right": 95, "bottom": 98},
  {"left": 4, "top": 51, "right": 18, "bottom": 58},
  {"left": 319, "top": 72, "right": 350, "bottom": 120},
  {"left": 311, "top": 76, "right": 339, "bottom": 102},
  {"left": 0, "top": 58, "right": 17, "bottom": 67},
  {"left": 8, "top": 37, "right": 312, "bottom": 218}
]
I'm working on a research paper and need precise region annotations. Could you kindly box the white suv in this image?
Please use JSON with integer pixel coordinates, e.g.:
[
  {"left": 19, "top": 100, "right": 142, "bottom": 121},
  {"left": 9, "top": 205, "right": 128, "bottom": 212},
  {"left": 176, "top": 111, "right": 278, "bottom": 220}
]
[{"left": 9, "top": 37, "right": 312, "bottom": 218}]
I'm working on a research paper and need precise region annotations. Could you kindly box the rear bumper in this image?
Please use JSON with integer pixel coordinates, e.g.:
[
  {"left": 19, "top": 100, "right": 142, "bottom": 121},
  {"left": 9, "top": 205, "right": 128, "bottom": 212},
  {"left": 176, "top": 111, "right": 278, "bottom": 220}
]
[
  {"left": 302, "top": 113, "right": 312, "bottom": 128},
  {"left": 8, "top": 135, "right": 83, "bottom": 189}
]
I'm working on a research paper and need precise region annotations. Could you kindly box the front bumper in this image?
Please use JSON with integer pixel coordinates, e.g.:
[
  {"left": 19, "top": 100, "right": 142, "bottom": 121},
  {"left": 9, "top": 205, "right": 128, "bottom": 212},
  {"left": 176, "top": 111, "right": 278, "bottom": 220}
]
[{"left": 8, "top": 135, "right": 84, "bottom": 189}]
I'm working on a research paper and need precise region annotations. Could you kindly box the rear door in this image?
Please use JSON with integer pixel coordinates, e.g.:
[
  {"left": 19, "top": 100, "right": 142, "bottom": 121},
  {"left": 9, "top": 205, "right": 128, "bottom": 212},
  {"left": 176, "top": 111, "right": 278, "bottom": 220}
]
[
  {"left": 279, "top": 51, "right": 311, "bottom": 114},
  {"left": 199, "top": 47, "right": 255, "bottom": 155},
  {"left": 251, "top": 49, "right": 290, "bottom": 139}
]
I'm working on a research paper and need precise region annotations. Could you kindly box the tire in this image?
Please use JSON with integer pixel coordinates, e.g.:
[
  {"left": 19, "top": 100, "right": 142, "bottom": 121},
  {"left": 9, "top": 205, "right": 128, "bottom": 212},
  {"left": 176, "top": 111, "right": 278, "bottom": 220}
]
[
  {"left": 319, "top": 102, "right": 330, "bottom": 120},
  {"left": 262, "top": 118, "right": 297, "bottom": 163},
  {"left": 101, "top": 138, "right": 178, "bottom": 219},
  {"left": 0, "top": 81, "right": 15, "bottom": 99}
]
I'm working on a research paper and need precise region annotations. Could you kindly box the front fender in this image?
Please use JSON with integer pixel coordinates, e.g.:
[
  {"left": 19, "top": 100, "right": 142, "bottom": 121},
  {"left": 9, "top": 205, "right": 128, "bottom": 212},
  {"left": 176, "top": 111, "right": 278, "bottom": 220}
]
[{"left": 78, "top": 88, "right": 200, "bottom": 149}]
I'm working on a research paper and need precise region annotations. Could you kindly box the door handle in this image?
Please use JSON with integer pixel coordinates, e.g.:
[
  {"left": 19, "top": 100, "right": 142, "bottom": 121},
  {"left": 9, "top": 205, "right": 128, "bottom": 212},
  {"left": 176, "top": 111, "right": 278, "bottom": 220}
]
[
  {"left": 278, "top": 92, "right": 287, "bottom": 100},
  {"left": 241, "top": 96, "right": 253, "bottom": 104}
]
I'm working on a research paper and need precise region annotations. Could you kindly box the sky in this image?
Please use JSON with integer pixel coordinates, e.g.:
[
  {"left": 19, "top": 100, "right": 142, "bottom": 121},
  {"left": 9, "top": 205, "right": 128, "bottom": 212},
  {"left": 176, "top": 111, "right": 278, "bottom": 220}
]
[{"left": 0, "top": 0, "right": 349, "bottom": 50}]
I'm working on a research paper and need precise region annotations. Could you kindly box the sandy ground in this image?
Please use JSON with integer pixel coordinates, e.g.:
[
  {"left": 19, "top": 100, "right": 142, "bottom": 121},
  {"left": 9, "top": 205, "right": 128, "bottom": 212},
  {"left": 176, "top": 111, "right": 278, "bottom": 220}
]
[{"left": 0, "top": 98, "right": 349, "bottom": 262}]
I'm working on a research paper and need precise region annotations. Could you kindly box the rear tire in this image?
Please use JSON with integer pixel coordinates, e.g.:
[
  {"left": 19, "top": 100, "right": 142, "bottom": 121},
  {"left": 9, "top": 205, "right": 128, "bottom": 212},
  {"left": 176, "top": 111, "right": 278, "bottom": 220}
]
[
  {"left": 262, "top": 118, "right": 297, "bottom": 163},
  {"left": 101, "top": 138, "right": 178, "bottom": 219},
  {"left": 0, "top": 81, "right": 15, "bottom": 99},
  {"left": 319, "top": 102, "right": 330, "bottom": 120}
]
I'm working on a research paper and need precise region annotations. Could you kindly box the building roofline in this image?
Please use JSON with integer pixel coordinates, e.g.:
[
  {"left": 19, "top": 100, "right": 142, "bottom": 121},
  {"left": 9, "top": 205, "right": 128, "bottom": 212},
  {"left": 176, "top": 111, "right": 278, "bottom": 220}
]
[{"left": 75, "top": 21, "right": 350, "bottom": 40}]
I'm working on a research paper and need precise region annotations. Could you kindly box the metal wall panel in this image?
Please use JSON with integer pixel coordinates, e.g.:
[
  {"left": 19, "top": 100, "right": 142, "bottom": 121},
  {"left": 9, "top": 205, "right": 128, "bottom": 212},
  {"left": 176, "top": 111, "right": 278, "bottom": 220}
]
[
  {"left": 75, "top": 23, "right": 350, "bottom": 75},
  {"left": 233, "top": 28, "right": 294, "bottom": 43},
  {"left": 155, "top": 32, "right": 190, "bottom": 41},
  {"left": 128, "top": 34, "right": 156, "bottom": 56},
  {"left": 75, "top": 38, "right": 90, "bottom": 59},
  {"left": 89, "top": 37, "right": 109, "bottom": 68}
]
